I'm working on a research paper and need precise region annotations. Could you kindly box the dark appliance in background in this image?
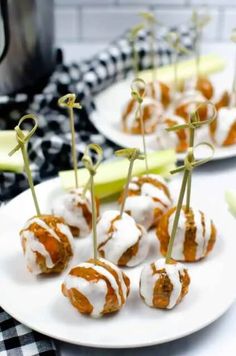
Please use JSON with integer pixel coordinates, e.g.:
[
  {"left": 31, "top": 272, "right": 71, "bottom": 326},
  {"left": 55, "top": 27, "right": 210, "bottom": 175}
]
[{"left": 0, "top": 0, "right": 55, "bottom": 95}]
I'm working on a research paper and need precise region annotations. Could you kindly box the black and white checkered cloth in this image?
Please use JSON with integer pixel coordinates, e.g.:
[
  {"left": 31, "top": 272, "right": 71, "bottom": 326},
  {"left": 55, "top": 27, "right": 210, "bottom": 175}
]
[
  {"left": 0, "top": 24, "right": 195, "bottom": 203},
  {"left": 0, "top": 25, "right": 195, "bottom": 355},
  {"left": 0, "top": 308, "right": 57, "bottom": 355}
]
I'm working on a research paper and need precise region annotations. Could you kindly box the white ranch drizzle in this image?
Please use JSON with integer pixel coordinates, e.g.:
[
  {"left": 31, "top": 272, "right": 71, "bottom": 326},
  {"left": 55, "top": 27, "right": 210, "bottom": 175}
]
[
  {"left": 202, "top": 214, "right": 213, "bottom": 256},
  {"left": 167, "top": 209, "right": 186, "bottom": 260},
  {"left": 178, "top": 90, "right": 205, "bottom": 110},
  {"left": 65, "top": 275, "right": 107, "bottom": 317},
  {"left": 124, "top": 195, "right": 154, "bottom": 229},
  {"left": 141, "top": 182, "right": 171, "bottom": 208},
  {"left": 21, "top": 230, "right": 54, "bottom": 275},
  {"left": 194, "top": 210, "right": 205, "bottom": 260},
  {"left": 140, "top": 258, "right": 185, "bottom": 309},
  {"left": 97, "top": 210, "right": 148, "bottom": 266},
  {"left": 128, "top": 182, "right": 139, "bottom": 191},
  {"left": 146, "top": 81, "right": 162, "bottom": 101},
  {"left": 166, "top": 208, "right": 214, "bottom": 261},
  {"left": 64, "top": 260, "right": 127, "bottom": 317},
  {"left": 125, "top": 175, "right": 171, "bottom": 227},
  {"left": 57, "top": 223, "right": 74, "bottom": 248},
  {"left": 21, "top": 217, "right": 73, "bottom": 275},
  {"left": 143, "top": 174, "right": 167, "bottom": 186},
  {"left": 24, "top": 217, "right": 61, "bottom": 242},
  {"left": 123, "top": 97, "right": 162, "bottom": 131},
  {"left": 214, "top": 107, "right": 236, "bottom": 145},
  {"left": 53, "top": 188, "right": 91, "bottom": 237},
  {"left": 156, "top": 115, "right": 186, "bottom": 151},
  {"left": 99, "top": 258, "right": 128, "bottom": 298},
  {"left": 128, "top": 225, "right": 148, "bottom": 267}
]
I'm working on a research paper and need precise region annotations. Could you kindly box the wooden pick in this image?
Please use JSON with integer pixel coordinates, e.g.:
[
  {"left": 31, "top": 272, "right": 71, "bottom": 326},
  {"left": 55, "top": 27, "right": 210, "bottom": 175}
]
[
  {"left": 9, "top": 114, "right": 40, "bottom": 216},
  {"left": 191, "top": 9, "right": 211, "bottom": 79},
  {"left": 131, "top": 78, "right": 149, "bottom": 175},
  {"left": 139, "top": 11, "right": 157, "bottom": 81},
  {"left": 166, "top": 100, "right": 216, "bottom": 212},
  {"left": 82, "top": 144, "right": 103, "bottom": 261},
  {"left": 58, "top": 93, "right": 82, "bottom": 189},
  {"left": 115, "top": 148, "right": 144, "bottom": 218},
  {"left": 165, "top": 141, "right": 214, "bottom": 263},
  {"left": 129, "top": 24, "right": 144, "bottom": 77},
  {"left": 166, "top": 31, "right": 190, "bottom": 101}
]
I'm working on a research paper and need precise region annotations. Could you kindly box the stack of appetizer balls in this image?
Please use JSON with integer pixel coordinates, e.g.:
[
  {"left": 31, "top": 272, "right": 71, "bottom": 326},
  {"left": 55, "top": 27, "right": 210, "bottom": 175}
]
[
  {"left": 122, "top": 77, "right": 236, "bottom": 152},
  {"left": 20, "top": 169, "right": 216, "bottom": 317}
]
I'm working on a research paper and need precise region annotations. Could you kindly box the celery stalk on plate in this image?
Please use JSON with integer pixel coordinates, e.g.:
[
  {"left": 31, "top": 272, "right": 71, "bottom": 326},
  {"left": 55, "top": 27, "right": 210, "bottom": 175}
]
[
  {"left": 0, "top": 131, "right": 25, "bottom": 173},
  {"left": 60, "top": 149, "right": 176, "bottom": 199},
  {"left": 140, "top": 54, "right": 225, "bottom": 85},
  {"left": 225, "top": 190, "right": 236, "bottom": 217}
]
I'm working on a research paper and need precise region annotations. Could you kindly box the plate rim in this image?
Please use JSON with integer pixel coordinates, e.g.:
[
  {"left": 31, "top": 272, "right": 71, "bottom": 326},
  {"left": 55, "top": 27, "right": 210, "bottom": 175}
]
[
  {"left": 1, "top": 177, "right": 236, "bottom": 349},
  {"left": 0, "top": 292, "right": 234, "bottom": 349}
]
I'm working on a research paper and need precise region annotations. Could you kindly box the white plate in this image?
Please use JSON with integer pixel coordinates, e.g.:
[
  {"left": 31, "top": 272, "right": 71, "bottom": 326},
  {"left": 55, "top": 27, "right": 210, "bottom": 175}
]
[
  {"left": 92, "top": 77, "right": 236, "bottom": 161},
  {"left": 0, "top": 177, "right": 236, "bottom": 348}
]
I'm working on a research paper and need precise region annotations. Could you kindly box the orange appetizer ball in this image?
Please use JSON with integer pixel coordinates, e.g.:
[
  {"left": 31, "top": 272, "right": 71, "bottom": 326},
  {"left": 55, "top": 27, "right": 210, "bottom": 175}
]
[
  {"left": 215, "top": 91, "right": 230, "bottom": 111},
  {"left": 156, "top": 206, "right": 217, "bottom": 262},
  {"left": 139, "top": 258, "right": 190, "bottom": 309},
  {"left": 175, "top": 91, "right": 208, "bottom": 122},
  {"left": 62, "top": 258, "right": 130, "bottom": 317},
  {"left": 145, "top": 80, "right": 172, "bottom": 108},
  {"left": 195, "top": 76, "right": 214, "bottom": 100},
  {"left": 53, "top": 188, "right": 99, "bottom": 237},
  {"left": 20, "top": 215, "right": 74, "bottom": 275},
  {"left": 210, "top": 107, "right": 236, "bottom": 146},
  {"left": 181, "top": 76, "right": 214, "bottom": 100},
  {"left": 96, "top": 210, "right": 149, "bottom": 267},
  {"left": 122, "top": 96, "right": 163, "bottom": 134},
  {"left": 120, "top": 174, "right": 172, "bottom": 229},
  {"left": 156, "top": 115, "right": 188, "bottom": 153}
]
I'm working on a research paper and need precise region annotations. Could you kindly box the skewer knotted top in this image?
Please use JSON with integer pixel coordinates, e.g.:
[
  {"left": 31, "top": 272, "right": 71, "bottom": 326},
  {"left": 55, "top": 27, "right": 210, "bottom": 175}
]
[
  {"left": 82, "top": 143, "right": 103, "bottom": 176},
  {"left": 58, "top": 93, "right": 82, "bottom": 110},
  {"left": 131, "top": 78, "right": 146, "bottom": 104},
  {"left": 9, "top": 114, "right": 38, "bottom": 156}
]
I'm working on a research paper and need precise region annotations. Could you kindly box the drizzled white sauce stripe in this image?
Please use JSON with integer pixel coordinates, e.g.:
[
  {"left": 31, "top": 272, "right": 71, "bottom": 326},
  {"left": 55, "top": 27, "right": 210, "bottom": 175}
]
[
  {"left": 99, "top": 258, "right": 128, "bottom": 298},
  {"left": 123, "top": 97, "right": 162, "bottom": 131},
  {"left": 65, "top": 274, "right": 107, "bottom": 317},
  {"left": 53, "top": 188, "right": 92, "bottom": 237},
  {"left": 214, "top": 107, "right": 236, "bottom": 145},
  {"left": 24, "top": 217, "right": 61, "bottom": 242},
  {"left": 97, "top": 210, "right": 148, "bottom": 267},
  {"left": 203, "top": 215, "right": 213, "bottom": 255},
  {"left": 140, "top": 258, "right": 185, "bottom": 309},
  {"left": 146, "top": 81, "right": 162, "bottom": 101},
  {"left": 57, "top": 223, "right": 74, "bottom": 247},
  {"left": 63, "top": 259, "right": 129, "bottom": 317},
  {"left": 124, "top": 196, "right": 154, "bottom": 230},
  {"left": 21, "top": 230, "right": 54, "bottom": 275},
  {"left": 166, "top": 208, "right": 215, "bottom": 261},
  {"left": 167, "top": 210, "right": 186, "bottom": 261},
  {"left": 75, "top": 262, "right": 122, "bottom": 306},
  {"left": 125, "top": 175, "right": 171, "bottom": 228},
  {"left": 141, "top": 183, "right": 171, "bottom": 207},
  {"left": 21, "top": 217, "right": 73, "bottom": 275},
  {"left": 194, "top": 210, "right": 205, "bottom": 260}
]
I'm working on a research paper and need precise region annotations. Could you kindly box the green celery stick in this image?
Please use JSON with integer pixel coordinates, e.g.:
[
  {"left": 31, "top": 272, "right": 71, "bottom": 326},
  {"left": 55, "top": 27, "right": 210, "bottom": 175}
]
[
  {"left": 139, "top": 54, "right": 225, "bottom": 85},
  {"left": 225, "top": 190, "right": 236, "bottom": 217},
  {"left": 0, "top": 130, "right": 26, "bottom": 172},
  {"left": 59, "top": 149, "right": 176, "bottom": 199}
]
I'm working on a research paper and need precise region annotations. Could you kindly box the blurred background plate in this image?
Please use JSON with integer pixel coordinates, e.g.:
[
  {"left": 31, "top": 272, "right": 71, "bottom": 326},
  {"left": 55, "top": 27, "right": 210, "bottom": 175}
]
[{"left": 92, "top": 62, "right": 236, "bottom": 161}]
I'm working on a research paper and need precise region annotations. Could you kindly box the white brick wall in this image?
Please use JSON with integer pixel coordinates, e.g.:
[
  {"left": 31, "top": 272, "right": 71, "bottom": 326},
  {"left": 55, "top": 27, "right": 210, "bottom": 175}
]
[{"left": 54, "top": 0, "right": 236, "bottom": 43}]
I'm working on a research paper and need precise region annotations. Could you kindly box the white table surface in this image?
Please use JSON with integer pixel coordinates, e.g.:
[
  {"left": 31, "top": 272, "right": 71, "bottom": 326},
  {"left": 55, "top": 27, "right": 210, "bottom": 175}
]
[{"left": 55, "top": 41, "right": 236, "bottom": 355}]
